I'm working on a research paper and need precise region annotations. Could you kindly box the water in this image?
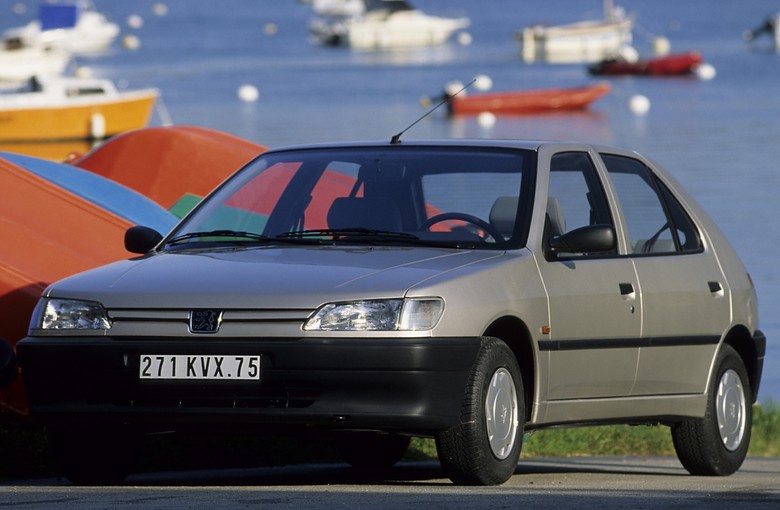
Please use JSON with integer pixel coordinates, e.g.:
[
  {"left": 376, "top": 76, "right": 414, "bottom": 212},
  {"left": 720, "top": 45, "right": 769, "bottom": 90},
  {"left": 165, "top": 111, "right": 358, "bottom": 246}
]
[{"left": 1, "top": 0, "right": 778, "bottom": 400}]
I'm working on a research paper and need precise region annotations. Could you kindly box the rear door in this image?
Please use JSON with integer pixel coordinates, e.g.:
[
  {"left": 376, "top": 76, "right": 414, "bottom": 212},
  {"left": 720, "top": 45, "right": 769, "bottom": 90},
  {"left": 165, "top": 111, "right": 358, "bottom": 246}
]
[{"left": 599, "top": 152, "right": 729, "bottom": 396}]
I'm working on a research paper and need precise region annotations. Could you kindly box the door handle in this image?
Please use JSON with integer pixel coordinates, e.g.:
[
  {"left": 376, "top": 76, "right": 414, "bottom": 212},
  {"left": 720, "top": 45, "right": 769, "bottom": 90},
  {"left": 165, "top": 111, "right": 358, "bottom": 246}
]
[
  {"left": 708, "top": 281, "right": 723, "bottom": 293},
  {"left": 619, "top": 283, "right": 635, "bottom": 295}
]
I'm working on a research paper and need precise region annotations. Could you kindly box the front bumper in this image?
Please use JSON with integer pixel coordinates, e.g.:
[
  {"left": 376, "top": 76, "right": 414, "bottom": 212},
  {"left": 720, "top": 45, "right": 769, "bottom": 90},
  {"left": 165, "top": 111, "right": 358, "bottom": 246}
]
[{"left": 17, "top": 336, "right": 481, "bottom": 434}]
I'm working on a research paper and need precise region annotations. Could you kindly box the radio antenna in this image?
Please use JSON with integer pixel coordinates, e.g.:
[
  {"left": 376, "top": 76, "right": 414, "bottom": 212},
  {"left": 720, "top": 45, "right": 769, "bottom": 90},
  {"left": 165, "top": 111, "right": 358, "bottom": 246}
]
[{"left": 390, "top": 78, "right": 476, "bottom": 145}]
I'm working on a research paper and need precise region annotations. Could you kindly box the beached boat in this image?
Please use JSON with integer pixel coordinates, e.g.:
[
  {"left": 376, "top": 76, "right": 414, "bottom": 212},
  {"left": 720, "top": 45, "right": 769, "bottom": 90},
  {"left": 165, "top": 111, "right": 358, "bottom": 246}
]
[
  {"left": 445, "top": 83, "right": 611, "bottom": 116},
  {"left": 3, "top": 0, "right": 119, "bottom": 54},
  {"left": 0, "top": 76, "right": 158, "bottom": 141},
  {"left": 310, "top": 0, "right": 469, "bottom": 49},
  {"left": 516, "top": 0, "right": 633, "bottom": 63},
  {"left": 588, "top": 51, "right": 703, "bottom": 76},
  {"left": 0, "top": 45, "right": 71, "bottom": 82}
]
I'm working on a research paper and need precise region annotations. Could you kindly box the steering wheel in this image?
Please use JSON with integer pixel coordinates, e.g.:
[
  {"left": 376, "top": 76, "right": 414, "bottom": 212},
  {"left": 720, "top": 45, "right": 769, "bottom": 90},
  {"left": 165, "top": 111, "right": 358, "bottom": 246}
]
[{"left": 422, "top": 212, "right": 504, "bottom": 242}]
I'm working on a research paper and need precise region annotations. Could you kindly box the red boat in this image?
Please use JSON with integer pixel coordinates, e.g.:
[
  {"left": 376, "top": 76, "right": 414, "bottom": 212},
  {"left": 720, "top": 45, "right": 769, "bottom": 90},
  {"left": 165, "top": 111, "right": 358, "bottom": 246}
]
[
  {"left": 588, "top": 51, "right": 703, "bottom": 76},
  {"left": 447, "top": 82, "right": 610, "bottom": 116}
]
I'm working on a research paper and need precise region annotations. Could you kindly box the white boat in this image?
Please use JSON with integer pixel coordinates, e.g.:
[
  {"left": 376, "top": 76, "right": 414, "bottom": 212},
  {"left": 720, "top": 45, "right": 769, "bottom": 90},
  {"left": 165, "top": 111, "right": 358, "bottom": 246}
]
[
  {"left": 516, "top": 0, "right": 633, "bottom": 63},
  {"left": 304, "top": 0, "right": 365, "bottom": 17},
  {"left": 0, "top": 45, "right": 71, "bottom": 82},
  {"left": 3, "top": 0, "right": 120, "bottom": 55},
  {"left": 310, "top": 0, "right": 470, "bottom": 49}
]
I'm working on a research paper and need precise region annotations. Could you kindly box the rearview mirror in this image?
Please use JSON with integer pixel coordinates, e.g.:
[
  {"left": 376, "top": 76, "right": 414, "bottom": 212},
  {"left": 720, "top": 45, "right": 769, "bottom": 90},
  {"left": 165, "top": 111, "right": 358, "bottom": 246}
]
[
  {"left": 547, "top": 224, "right": 616, "bottom": 259},
  {"left": 125, "top": 225, "right": 163, "bottom": 254}
]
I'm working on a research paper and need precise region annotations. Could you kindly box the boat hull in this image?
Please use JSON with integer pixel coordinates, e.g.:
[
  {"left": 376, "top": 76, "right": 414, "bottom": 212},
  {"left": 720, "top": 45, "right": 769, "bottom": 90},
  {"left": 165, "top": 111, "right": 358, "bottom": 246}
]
[
  {"left": 518, "top": 18, "right": 633, "bottom": 63},
  {"left": 588, "top": 52, "right": 703, "bottom": 76},
  {"left": 449, "top": 83, "right": 611, "bottom": 116},
  {"left": 0, "top": 90, "right": 157, "bottom": 141}
]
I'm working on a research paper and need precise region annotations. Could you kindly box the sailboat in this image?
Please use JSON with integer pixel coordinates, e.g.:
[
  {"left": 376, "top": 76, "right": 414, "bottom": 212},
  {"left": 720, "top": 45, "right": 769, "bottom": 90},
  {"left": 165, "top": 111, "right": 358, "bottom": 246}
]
[{"left": 516, "top": 0, "right": 633, "bottom": 63}]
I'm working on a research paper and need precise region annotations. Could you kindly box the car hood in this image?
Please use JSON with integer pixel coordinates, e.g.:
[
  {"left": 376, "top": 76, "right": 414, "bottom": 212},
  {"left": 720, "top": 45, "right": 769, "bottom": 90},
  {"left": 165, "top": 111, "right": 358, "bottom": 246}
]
[{"left": 47, "top": 245, "right": 506, "bottom": 309}]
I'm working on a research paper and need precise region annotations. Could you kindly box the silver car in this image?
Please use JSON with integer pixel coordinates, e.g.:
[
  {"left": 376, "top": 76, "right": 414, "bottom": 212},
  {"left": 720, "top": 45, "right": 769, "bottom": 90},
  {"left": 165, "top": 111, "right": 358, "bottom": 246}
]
[{"left": 18, "top": 140, "right": 765, "bottom": 485}]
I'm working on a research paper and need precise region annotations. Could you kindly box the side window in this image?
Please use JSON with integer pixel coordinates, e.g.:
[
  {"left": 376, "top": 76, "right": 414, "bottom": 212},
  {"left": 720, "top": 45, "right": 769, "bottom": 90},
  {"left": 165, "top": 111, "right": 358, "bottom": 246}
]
[
  {"left": 547, "top": 152, "right": 615, "bottom": 255},
  {"left": 600, "top": 154, "right": 702, "bottom": 255}
]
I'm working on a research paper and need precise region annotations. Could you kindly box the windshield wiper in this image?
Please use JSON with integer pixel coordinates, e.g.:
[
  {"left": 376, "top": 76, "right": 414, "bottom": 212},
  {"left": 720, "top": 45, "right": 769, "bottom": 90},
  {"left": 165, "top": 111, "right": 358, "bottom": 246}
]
[
  {"left": 277, "top": 228, "right": 421, "bottom": 241},
  {"left": 166, "top": 229, "right": 270, "bottom": 246}
]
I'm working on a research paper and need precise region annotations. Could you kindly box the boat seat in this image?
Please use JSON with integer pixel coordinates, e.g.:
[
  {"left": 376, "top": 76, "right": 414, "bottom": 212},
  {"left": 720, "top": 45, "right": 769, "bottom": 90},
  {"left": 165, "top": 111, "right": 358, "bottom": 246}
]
[
  {"left": 489, "top": 196, "right": 519, "bottom": 239},
  {"left": 327, "top": 196, "right": 403, "bottom": 232}
]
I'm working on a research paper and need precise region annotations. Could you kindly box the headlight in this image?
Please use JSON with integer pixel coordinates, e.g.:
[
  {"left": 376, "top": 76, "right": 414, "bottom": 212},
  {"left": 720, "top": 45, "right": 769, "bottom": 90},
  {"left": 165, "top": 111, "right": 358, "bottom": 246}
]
[
  {"left": 304, "top": 298, "right": 443, "bottom": 332},
  {"left": 31, "top": 298, "right": 111, "bottom": 330}
]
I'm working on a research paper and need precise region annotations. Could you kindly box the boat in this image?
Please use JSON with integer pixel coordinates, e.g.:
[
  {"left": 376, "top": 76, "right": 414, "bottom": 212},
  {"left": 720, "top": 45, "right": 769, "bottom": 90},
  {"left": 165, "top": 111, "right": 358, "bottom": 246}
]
[
  {"left": 444, "top": 82, "right": 611, "bottom": 116},
  {"left": 0, "top": 76, "right": 158, "bottom": 141},
  {"left": 3, "top": 0, "right": 120, "bottom": 55},
  {"left": 310, "top": 0, "right": 470, "bottom": 49},
  {"left": 744, "top": 13, "right": 780, "bottom": 52},
  {"left": 516, "top": 0, "right": 633, "bottom": 63},
  {"left": 588, "top": 51, "right": 703, "bottom": 76},
  {"left": 0, "top": 45, "right": 71, "bottom": 82}
]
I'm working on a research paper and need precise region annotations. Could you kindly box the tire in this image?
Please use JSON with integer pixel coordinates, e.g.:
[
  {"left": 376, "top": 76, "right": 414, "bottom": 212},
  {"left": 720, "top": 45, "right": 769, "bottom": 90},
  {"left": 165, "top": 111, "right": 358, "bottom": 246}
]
[
  {"left": 671, "top": 344, "right": 752, "bottom": 476},
  {"left": 435, "top": 337, "right": 524, "bottom": 486},
  {"left": 335, "top": 432, "right": 411, "bottom": 470},
  {"left": 49, "top": 426, "right": 143, "bottom": 485}
]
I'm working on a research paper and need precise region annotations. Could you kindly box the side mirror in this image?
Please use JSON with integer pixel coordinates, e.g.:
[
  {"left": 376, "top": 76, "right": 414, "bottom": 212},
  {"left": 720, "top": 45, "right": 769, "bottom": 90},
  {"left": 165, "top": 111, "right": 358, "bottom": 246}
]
[
  {"left": 547, "top": 224, "right": 616, "bottom": 259},
  {"left": 125, "top": 225, "right": 163, "bottom": 254},
  {"left": 0, "top": 337, "right": 17, "bottom": 389}
]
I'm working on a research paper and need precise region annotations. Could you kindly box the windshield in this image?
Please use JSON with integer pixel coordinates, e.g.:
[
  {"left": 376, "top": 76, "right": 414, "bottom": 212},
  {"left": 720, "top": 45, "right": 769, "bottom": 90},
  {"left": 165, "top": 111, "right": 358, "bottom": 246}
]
[{"left": 165, "top": 146, "right": 534, "bottom": 250}]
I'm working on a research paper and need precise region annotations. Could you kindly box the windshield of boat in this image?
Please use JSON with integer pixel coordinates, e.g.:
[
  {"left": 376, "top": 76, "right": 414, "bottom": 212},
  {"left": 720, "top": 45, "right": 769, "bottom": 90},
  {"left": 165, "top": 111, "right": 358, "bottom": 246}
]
[{"left": 164, "top": 146, "right": 535, "bottom": 251}]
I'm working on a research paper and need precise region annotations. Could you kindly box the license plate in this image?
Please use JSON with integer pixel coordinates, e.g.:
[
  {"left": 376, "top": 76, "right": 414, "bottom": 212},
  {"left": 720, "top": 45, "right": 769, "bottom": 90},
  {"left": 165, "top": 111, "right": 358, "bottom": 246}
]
[{"left": 139, "top": 355, "right": 261, "bottom": 380}]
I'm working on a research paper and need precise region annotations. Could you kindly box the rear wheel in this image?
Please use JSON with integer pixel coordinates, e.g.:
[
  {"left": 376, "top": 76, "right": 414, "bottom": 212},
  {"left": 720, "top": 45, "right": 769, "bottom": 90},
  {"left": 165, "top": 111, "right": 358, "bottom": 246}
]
[
  {"left": 671, "top": 344, "right": 752, "bottom": 476},
  {"left": 335, "top": 432, "right": 411, "bottom": 471},
  {"left": 435, "top": 337, "right": 524, "bottom": 486},
  {"left": 49, "top": 426, "right": 143, "bottom": 485}
]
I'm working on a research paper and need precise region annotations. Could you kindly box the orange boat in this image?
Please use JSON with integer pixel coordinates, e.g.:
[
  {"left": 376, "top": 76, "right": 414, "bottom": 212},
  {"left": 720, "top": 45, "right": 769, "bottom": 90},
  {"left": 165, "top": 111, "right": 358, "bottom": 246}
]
[
  {"left": 447, "top": 82, "right": 611, "bottom": 115},
  {"left": 0, "top": 76, "right": 157, "bottom": 141}
]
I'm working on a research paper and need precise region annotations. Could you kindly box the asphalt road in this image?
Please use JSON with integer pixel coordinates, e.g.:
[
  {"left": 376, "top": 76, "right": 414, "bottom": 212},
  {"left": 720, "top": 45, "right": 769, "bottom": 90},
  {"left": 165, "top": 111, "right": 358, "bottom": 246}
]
[{"left": 2, "top": 457, "right": 779, "bottom": 509}]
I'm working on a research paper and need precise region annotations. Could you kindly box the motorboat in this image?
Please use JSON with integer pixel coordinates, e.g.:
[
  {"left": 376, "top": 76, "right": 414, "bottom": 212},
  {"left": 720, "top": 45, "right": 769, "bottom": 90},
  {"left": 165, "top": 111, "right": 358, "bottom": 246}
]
[
  {"left": 588, "top": 51, "right": 703, "bottom": 76},
  {"left": 0, "top": 76, "right": 158, "bottom": 141},
  {"left": 310, "top": 0, "right": 470, "bottom": 49},
  {"left": 3, "top": 0, "right": 120, "bottom": 55},
  {"left": 516, "top": 0, "right": 633, "bottom": 63},
  {"left": 443, "top": 82, "right": 611, "bottom": 116}
]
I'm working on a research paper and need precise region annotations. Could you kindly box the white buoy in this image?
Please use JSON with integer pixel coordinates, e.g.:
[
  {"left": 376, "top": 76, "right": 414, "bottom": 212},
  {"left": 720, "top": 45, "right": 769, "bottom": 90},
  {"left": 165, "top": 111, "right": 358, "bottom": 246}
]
[
  {"left": 90, "top": 113, "right": 106, "bottom": 139},
  {"left": 444, "top": 80, "right": 465, "bottom": 97},
  {"left": 695, "top": 63, "right": 717, "bottom": 80},
  {"left": 473, "top": 74, "right": 493, "bottom": 91},
  {"left": 122, "top": 34, "right": 141, "bottom": 50},
  {"left": 629, "top": 94, "right": 651, "bottom": 115},
  {"left": 652, "top": 36, "right": 671, "bottom": 56},
  {"left": 238, "top": 84, "right": 260, "bottom": 102},
  {"left": 457, "top": 32, "right": 473, "bottom": 46},
  {"left": 477, "top": 112, "right": 496, "bottom": 128},
  {"left": 127, "top": 14, "right": 144, "bottom": 29},
  {"left": 152, "top": 3, "right": 169, "bottom": 16}
]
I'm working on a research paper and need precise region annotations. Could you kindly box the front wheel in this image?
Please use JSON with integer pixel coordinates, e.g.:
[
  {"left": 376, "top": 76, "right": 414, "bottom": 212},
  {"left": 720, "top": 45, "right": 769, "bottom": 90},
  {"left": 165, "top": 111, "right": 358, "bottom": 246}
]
[
  {"left": 435, "top": 337, "right": 524, "bottom": 486},
  {"left": 671, "top": 344, "right": 752, "bottom": 476}
]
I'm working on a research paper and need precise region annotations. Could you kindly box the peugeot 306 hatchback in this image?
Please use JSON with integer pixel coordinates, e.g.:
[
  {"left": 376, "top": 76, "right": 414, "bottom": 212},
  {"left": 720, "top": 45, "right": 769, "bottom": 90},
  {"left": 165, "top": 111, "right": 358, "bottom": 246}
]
[{"left": 18, "top": 140, "right": 765, "bottom": 485}]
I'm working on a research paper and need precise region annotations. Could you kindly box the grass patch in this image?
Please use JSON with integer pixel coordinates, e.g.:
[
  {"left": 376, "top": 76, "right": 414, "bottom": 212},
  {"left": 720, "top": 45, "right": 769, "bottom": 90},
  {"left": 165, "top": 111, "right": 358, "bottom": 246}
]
[{"left": 2, "top": 403, "right": 778, "bottom": 479}]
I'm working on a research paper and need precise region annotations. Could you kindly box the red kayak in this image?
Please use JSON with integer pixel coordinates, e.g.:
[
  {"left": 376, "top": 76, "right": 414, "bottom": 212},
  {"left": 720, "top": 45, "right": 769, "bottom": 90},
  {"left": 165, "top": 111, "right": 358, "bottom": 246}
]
[
  {"left": 588, "top": 51, "right": 703, "bottom": 76},
  {"left": 448, "top": 83, "right": 610, "bottom": 115}
]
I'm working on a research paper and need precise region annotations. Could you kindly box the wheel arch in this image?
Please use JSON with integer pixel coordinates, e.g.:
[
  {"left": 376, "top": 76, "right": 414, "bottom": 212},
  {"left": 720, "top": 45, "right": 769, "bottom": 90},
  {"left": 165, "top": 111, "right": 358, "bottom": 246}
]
[
  {"left": 483, "top": 316, "right": 535, "bottom": 421},
  {"left": 722, "top": 325, "right": 762, "bottom": 403}
]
